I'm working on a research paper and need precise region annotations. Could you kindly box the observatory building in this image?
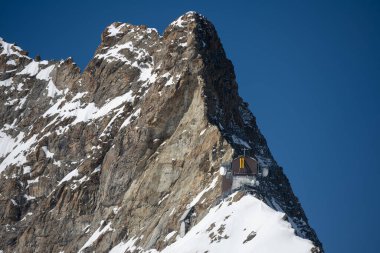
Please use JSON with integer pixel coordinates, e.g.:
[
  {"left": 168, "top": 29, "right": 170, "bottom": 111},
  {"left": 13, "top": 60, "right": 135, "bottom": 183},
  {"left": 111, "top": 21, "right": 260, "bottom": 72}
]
[{"left": 220, "top": 155, "right": 268, "bottom": 195}]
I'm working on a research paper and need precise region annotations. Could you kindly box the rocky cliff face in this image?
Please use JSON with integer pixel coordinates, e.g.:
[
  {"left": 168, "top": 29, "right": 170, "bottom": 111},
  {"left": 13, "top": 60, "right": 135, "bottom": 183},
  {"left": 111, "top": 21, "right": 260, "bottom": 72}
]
[{"left": 0, "top": 12, "right": 323, "bottom": 253}]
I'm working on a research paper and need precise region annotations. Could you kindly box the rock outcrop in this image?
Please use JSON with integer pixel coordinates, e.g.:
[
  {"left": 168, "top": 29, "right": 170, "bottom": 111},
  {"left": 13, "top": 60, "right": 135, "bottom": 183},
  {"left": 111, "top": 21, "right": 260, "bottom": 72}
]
[{"left": 0, "top": 12, "right": 323, "bottom": 253}]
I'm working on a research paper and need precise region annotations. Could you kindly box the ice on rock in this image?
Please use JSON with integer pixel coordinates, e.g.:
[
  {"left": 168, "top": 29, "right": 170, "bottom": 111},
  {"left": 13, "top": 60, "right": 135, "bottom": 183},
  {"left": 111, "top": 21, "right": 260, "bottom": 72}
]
[
  {"left": 23, "top": 166, "right": 31, "bottom": 174},
  {"left": 23, "top": 194, "right": 36, "bottom": 201},
  {"left": 41, "top": 146, "right": 54, "bottom": 158},
  {"left": 46, "top": 80, "right": 62, "bottom": 98},
  {"left": 169, "top": 11, "right": 199, "bottom": 28},
  {"left": 120, "top": 108, "right": 141, "bottom": 129},
  {"left": 95, "top": 43, "right": 133, "bottom": 63},
  {"left": 0, "top": 131, "right": 24, "bottom": 158},
  {"left": 231, "top": 135, "right": 251, "bottom": 149},
  {"left": 58, "top": 169, "right": 79, "bottom": 185},
  {"left": 44, "top": 90, "right": 135, "bottom": 125},
  {"left": 0, "top": 78, "right": 13, "bottom": 87},
  {"left": 78, "top": 221, "right": 113, "bottom": 253},
  {"left": 0, "top": 134, "right": 38, "bottom": 173},
  {"left": 164, "top": 231, "right": 177, "bottom": 242},
  {"left": 187, "top": 177, "right": 218, "bottom": 208},
  {"left": 27, "top": 177, "right": 39, "bottom": 185},
  {"left": 6, "top": 59, "right": 16, "bottom": 65},
  {"left": 36, "top": 65, "right": 55, "bottom": 81},
  {"left": 0, "top": 37, "right": 28, "bottom": 58},
  {"left": 4, "top": 99, "right": 18, "bottom": 106},
  {"left": 107, "top": 23, "right": 126, "bottom": 37},
  {"left": 18, "top": 61, "right": 40, "bottom": 76}
]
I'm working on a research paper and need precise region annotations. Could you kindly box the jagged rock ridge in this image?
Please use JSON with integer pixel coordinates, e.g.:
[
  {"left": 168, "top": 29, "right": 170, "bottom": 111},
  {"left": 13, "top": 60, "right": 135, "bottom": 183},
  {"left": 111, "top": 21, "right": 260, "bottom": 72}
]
[{"left": 0, "top": 11, "right": 323, "bottom": 253}]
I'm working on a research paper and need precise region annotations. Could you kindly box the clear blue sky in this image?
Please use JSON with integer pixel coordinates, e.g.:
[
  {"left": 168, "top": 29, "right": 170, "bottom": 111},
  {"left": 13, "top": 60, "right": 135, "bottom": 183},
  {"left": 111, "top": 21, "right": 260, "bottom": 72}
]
[{"left": 1, "top": 1, "right": 379, "bottom": 252}]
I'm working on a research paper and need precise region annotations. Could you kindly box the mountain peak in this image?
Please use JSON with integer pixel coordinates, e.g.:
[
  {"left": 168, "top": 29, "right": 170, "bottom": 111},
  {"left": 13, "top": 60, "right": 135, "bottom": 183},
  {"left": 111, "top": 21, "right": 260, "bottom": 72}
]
[
  {"left": 0, "top": 13, "right": 323, "bottom": 253},
  {"left": 169, "top": 11, "right": 206, "bottom": 27},
  {"left": 165, "top": 11, "right": 215, "bottom": 37}
]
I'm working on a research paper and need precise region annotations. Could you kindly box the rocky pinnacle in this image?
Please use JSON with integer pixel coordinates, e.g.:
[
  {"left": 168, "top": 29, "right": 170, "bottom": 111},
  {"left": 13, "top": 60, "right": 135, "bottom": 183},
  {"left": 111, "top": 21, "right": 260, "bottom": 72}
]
[{"left": 0, "top": 12, "right": 323, "bottom": 252}]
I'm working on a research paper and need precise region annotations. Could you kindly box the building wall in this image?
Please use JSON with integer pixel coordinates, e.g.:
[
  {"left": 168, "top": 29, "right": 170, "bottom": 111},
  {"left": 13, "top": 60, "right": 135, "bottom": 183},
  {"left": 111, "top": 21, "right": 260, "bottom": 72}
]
[
  {"left": 231, "top": 156, "right": 258, "bottom": 175},
  {"left": 231, "top": 176, "right": 256, "bottom": 191}
]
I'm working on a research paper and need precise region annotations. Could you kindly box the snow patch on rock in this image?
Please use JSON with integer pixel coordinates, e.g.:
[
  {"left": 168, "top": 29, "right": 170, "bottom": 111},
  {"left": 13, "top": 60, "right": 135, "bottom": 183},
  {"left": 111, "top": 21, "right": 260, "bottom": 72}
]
[
  {"left": 79, "top": 221, "right": 113, "bottom": 253},
  {"left": 107, "top": 23, "right": 126, "bottom": 37},
  {"left": 58, "top": 169, "right": 79, "bottom": 185},
  {"left": 187, "top": 177, "right": 218, "bottom": 208},
  {"left": 18, "top": 61, "right": 40, "bottom": 76},
  {"left": 0, "top": 134, "right": 37, "bottom": 174},
  {"left": 36, "top": 65, "right": 55, "bottom": 81},
  {"left": 43, "top": 90, "right": 135, "bottom": 126},
  {"left": 0, "top": 37, "right": 28, "bottom": 58}
]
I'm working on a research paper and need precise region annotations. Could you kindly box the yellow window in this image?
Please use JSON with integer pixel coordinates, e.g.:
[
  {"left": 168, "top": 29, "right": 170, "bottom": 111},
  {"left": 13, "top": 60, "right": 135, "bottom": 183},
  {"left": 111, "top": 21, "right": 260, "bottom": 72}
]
[{"left": 239, "top": 157, "right": 245, "bottom": 169}]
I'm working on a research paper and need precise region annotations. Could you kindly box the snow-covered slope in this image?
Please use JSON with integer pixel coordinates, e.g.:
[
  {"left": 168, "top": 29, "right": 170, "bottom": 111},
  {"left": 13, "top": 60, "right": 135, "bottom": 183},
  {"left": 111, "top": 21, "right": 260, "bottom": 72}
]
[
  {"left": 162, "top": 193, "right": 314, "bottom": 253},
  {"left": 109, "top": 191, "right": 314, "bottom": 253}
]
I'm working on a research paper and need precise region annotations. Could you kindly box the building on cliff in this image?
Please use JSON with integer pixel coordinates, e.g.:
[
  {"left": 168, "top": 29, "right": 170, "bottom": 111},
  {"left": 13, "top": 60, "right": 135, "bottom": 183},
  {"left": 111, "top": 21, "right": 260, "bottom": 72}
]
[{"left": 220, "top": 155, "right": 269, "bottom": 195}]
